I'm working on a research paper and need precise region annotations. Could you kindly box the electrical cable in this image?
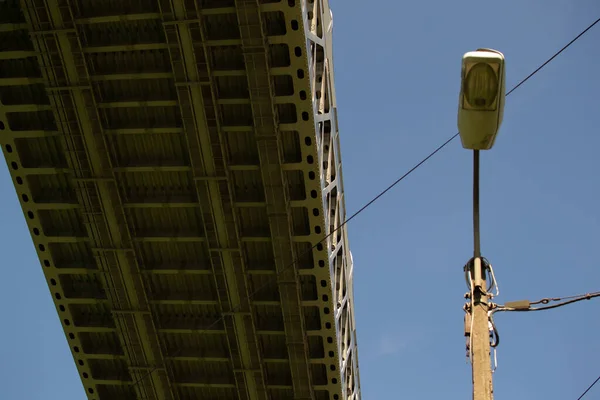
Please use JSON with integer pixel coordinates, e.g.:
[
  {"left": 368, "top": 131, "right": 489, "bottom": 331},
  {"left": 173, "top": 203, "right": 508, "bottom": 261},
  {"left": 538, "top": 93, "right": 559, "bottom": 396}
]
[
  {"left": 463, "top": 257, "right": 498, "bottom": 296},
  {"left": 577, "top": 374, "right": 600, "bottom": 400},
  {"left": 493, "top": 292, "right": 600, "bottom": 314},
  {"left": 506, "top": 17, "right": 600, "bottom": 97},
  {"left": 487, "top": 290, "right": 599, "bottom": 382},
  {"left": 487, "top": 261, "right": 499, "bottom": 297},
  {"left": 530, "top": 291, "right": 597, "bottom": 304},
  {"left": 131, "top": 15, "right": 600, "bottom": 390},
  {"left": 130, "top": 116, "right": 459, "bottom": 390},
  {"left": 489, "top": 312, "right": 499, "bottom": 348}
]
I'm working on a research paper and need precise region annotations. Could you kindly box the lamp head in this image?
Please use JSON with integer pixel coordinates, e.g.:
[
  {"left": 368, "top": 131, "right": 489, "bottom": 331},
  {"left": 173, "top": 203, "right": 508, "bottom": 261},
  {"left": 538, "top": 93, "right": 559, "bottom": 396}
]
[{"left": 458, "top": 48, "right": 505, "bottom": 150}]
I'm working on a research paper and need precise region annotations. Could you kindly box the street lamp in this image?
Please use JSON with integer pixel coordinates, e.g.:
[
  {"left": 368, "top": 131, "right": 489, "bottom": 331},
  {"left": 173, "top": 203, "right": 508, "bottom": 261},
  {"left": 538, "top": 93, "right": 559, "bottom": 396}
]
[
  {"left": 458, "top": 48, "right": 505, "bottom": 400},
  {"left": 458, "top": 48, "right": 505, "bottom": 150}
]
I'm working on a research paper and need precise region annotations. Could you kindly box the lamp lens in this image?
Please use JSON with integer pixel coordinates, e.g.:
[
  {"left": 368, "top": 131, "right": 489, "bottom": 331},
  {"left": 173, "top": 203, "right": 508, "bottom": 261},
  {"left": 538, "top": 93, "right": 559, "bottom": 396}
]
[{"left": 464, "top": 63, "right": 498, "bottom": 109}]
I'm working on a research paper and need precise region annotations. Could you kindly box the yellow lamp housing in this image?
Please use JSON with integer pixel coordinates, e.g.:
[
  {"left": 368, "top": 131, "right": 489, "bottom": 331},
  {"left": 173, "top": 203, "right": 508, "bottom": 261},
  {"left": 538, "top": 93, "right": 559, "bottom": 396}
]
[{"left": 457, "top": 48, "right": 505, "bottom": 150}]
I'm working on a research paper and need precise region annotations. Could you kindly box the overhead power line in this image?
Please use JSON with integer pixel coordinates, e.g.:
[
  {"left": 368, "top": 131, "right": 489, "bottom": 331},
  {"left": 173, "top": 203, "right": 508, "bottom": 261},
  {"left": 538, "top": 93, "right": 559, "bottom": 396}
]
[
  {"left": 507, "top": 17, "right": 600, "bottom": 97},
  {"left": 131, "top": 15, "right": 600, "bottom": 390},
  {"left": 577, "top": 374, "right": 600, "bottom": 400},
  {"left": 488, "top": 289, "right": 600, "bottom": 380},
  {"left": 500, "top": 289, "right": 600, "bottom": 400},
  {"left": 494, "top": 291, "right": 600, "bottom": 313}
]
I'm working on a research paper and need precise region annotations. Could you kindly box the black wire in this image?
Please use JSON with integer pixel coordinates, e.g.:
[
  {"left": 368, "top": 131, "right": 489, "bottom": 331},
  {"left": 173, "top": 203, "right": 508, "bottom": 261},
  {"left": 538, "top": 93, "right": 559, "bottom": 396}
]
[
  {"left": 489, "top": 314, "right": 499, "bottom": 348},
  {"left": 130, "top": 15, "right": 600, "bottom": 390},
  {"left": 506, "top": 17, "right": 600, "bottom": 97},
  {"left": 577, "top": 374, "right": 600, "bottom": 400},
  {"left": 130, "top": 111, "right": 460, "bottom": 390},
  {"left": 531, "top": 291, "right": 600, "bottom": 305},
  {"left": 495, "top": 293, "right": 600, "bottom": 313}
]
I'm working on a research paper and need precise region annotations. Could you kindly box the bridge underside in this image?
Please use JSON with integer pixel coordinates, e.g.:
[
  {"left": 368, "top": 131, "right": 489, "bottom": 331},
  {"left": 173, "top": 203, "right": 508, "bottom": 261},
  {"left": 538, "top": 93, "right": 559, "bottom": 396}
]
[{"left": 0, "top": 0, "right": 359, "bottom": 399}]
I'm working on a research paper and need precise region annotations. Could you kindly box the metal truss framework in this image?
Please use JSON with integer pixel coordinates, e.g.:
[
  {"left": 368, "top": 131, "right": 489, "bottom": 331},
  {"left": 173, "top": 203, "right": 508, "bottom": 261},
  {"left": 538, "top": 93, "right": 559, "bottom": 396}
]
[
  {"left": 0, "top": 0, "right": 360, "bottom": 399},
  {"left": 303, "top": 1, "right": 361, "bottom": 399}
]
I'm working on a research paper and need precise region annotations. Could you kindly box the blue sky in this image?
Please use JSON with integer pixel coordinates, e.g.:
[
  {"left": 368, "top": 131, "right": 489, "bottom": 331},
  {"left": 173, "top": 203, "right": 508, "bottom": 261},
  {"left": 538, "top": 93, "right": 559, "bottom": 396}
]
[{"left": 1, "top": 1, "right": 600, "bottom": 399}]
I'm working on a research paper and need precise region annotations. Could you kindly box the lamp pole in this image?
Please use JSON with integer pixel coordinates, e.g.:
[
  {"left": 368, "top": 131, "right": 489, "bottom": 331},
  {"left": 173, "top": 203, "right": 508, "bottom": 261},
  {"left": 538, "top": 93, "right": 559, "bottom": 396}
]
[{"left": 457, "top": 48, "right": 505, "bottom": 400}]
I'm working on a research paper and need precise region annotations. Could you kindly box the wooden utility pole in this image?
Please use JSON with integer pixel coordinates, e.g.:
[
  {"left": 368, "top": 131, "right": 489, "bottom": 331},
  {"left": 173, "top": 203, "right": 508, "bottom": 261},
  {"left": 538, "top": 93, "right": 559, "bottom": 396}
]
[{"left": 469, "top": 258, "right": 493, "bottom": 400}]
